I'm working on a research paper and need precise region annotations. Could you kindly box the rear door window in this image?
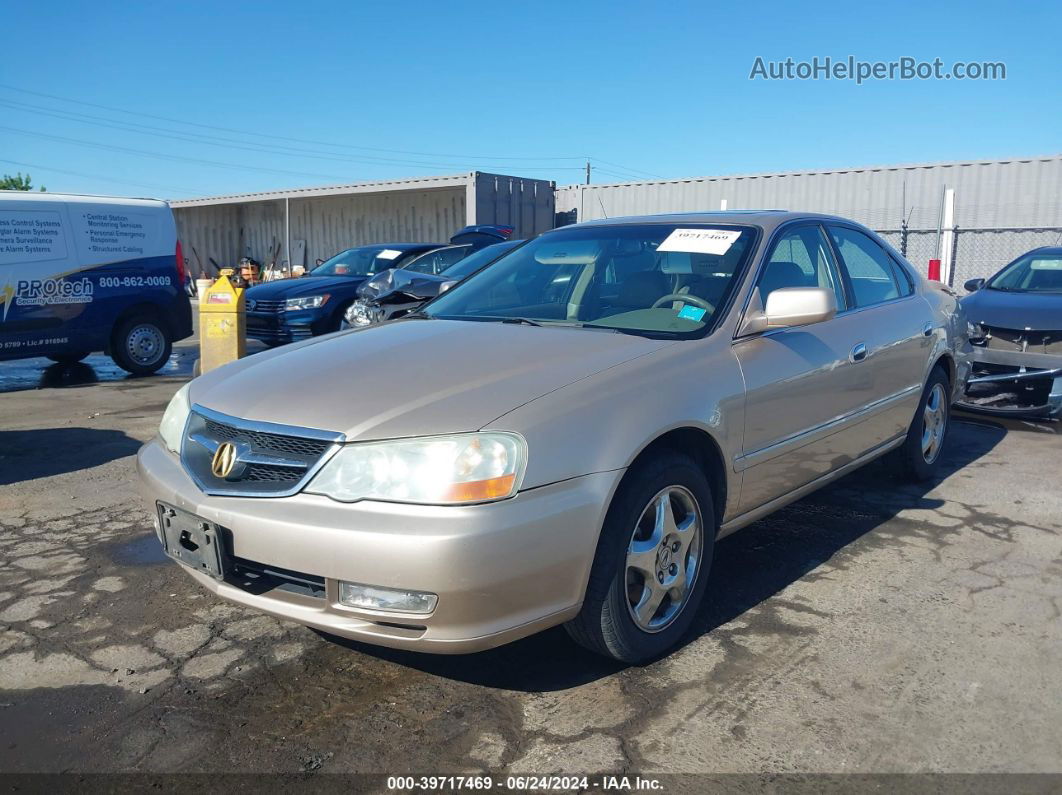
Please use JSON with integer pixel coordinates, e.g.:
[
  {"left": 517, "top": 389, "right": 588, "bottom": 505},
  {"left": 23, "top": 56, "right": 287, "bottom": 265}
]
[{"left": 828, "top": 227, "right": 906, "bottom": 307}]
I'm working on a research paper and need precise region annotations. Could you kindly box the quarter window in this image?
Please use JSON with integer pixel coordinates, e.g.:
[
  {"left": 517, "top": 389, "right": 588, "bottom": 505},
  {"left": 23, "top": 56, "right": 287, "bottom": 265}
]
[{"left": 828, "top": 227, "right": 908, "bottom": 307}]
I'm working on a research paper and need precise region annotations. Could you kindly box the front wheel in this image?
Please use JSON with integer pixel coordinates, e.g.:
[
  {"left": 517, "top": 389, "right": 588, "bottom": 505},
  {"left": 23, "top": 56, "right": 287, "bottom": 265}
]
[
  {"left": 895, "top": 367, "right": 951, "bottom": 481},
  {"left": 565, "top": 451, "right": 715, "bottom": 663},
  {"left": 111, "top": 315, "right": 172, "bottom": 376}
]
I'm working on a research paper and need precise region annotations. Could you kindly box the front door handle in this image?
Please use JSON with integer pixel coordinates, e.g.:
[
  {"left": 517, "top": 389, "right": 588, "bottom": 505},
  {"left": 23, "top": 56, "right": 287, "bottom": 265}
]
[{"left": 850, "top": 342, "right": 868, "bottom": 362}]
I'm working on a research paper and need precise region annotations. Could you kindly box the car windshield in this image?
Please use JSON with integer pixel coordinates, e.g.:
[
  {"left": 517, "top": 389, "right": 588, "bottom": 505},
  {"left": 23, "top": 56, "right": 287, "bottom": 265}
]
[
  {"left": 311, "top": 246, "right": 413, "bottom": 277},
  {"left": 988, "top": 252, "right": 1062, "bottom": 292},
  {"left": 402, "top": 245, "right": 471, "bottom": 275},
  {"left": 440, "top": 241, "right": 522, "bottom": 280},
  {"left": 424, "top": 223, "right": 757, "bottom": 337}
]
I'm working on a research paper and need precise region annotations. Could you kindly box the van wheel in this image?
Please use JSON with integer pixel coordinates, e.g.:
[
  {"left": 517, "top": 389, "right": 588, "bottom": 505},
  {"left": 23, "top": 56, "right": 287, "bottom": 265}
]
[
  {"left": 565, "top": 451, "right": 715, "bottom": 663},
  {"left": 111, "top": 315, "right": 172, "bottom": 375},
  {"left": 47, "top": 352, "right": 90, "bottom": 364},
  {"left": 896, "top": 366, "right": 951, "bottom": 481}
]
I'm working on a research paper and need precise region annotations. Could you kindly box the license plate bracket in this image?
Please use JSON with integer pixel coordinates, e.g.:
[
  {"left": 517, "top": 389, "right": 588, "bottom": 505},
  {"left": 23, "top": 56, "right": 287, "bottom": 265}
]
[{"left": 157, "top": 502, "right": 228, "bottom": 580}]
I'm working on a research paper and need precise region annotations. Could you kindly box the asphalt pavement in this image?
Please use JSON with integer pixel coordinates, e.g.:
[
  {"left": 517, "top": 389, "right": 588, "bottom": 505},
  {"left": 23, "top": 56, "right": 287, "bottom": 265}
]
[{"left": 0, "top": 331, "right": 1059, "bottom": 782}]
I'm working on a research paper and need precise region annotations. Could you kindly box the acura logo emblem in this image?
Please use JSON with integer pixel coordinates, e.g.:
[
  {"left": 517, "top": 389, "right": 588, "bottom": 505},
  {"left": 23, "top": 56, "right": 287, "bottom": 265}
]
[{"left": 211, "top": 442, "right": 239, "bottom": 479}]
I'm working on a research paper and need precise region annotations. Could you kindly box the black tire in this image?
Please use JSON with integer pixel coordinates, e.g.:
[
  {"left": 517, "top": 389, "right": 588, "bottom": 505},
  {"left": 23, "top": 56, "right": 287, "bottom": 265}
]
[
  {"left": 111, "top": 314, "right": 172, "bottom": 376},
  {"left": 895, "top": 366, "right": 951, "bottom": 482},
  {"left": 47, "top": 352, "right": 90, "bottom": 364},
  {"left": 565, "top": 451, "right": 716, "bottom": 663}
]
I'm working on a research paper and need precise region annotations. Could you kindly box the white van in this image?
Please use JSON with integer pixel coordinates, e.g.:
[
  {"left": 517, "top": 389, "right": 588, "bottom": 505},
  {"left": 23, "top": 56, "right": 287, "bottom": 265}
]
[{"left": 0, "top": 192, "right": 192, "bottom": 375}]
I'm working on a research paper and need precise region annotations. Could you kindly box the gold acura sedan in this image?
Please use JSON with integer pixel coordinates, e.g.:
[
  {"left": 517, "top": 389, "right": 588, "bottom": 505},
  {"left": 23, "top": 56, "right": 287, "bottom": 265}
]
[{"left": 139, "top": 212, "right": 970, "bottom": 662}]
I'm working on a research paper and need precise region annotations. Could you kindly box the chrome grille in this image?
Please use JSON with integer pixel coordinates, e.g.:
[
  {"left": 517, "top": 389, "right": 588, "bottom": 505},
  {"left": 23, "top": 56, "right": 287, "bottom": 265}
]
[
  {"left": 181, "top": 406, "right": 344, "bottom": 497},
  {"left": 249, "top": 299, "right": 285, "bottom": 313},
  {"left": 203, "top": 418, "right": 331, "bottom": 458}
]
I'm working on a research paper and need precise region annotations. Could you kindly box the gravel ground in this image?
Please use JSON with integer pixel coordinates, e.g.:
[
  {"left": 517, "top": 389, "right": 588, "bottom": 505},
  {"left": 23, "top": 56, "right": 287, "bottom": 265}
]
[{"left": 0, "top": 338, "right": 1059, "bottom": 782}]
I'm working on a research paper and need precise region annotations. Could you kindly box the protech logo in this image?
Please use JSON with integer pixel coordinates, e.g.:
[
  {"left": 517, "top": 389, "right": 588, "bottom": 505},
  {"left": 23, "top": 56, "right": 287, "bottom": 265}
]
[
  {"left": 749, "top": 55, "right": 1006, "bottom": 84},
  {"left": 14, "top": 277, "right": 94, "bottom": 307}
]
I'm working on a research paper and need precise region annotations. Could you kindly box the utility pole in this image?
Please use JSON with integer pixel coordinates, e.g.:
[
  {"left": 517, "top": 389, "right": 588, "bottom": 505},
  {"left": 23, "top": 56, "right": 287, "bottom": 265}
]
[{"left": 585, "top": 160, "right": 591, "bottom": 185}]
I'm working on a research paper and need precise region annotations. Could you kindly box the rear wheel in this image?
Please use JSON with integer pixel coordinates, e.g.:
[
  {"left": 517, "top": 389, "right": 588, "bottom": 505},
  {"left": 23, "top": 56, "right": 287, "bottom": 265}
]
[
  {"left": 896, "top": 366, "right": 951, "bottom": 481},
  {"left": 47, "top": 352, "right": 90, "bottom": 364},
  {"left": 111, "top": 315, "right": 172, "bottom": 375},
  {"left": 565, "top": 451, "right": 715, "bottom": 663}
]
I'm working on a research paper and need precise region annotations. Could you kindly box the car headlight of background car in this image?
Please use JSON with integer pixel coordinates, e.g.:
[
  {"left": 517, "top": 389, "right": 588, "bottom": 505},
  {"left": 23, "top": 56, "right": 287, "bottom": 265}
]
[
  {"left": 344, "top": 301, "right": 377, "bottom": 327},
  {"left": 159, "top": 383, "right": 192, "bottom": 454},
  {"left": 284, "top": 294, "right": 330, "bottom": 311},
  {"left": 306, "top": 432, "right": 526, "bottom": 505}
]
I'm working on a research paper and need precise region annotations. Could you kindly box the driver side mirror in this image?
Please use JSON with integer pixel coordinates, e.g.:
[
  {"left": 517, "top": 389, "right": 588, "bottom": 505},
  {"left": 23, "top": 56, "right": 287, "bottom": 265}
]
[
  {"left": 963, "top": 278, "right": 985, "bottom": 292},
  {"left": 740, "top": 287, "right": 837, "bottom": 335},
  {"left": 315, "top": 258, "right": 325, "bottom": 266}
]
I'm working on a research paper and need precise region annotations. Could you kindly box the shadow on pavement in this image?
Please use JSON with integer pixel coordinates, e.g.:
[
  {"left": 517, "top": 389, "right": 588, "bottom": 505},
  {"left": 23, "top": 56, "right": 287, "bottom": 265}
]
[
  {"left": 322, "top": 418, "right": 1007, "bottom": 692},
  {"left": 0, "top": 348, "right": 196, "bottom": 394},
  {"left": 0, "top": 427, "right": 144, "bottom": 485}
]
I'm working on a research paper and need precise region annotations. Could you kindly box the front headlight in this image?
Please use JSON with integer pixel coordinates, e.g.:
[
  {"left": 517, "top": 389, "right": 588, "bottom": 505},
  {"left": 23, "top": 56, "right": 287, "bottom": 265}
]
[
  {"left": 306, "top": 432, "right": 526, "bottom": 505},
  {"left": 285, "top": 294, "right": 330, "bottom": 311},
  {"left": 967, "top": 320, "right": 986, "bottom": 341},
  {"left": 345, "top": 301, "right": 374, "bottom": 327},
  {"left": 159, "top": 382, "right": 192, "bottom": 454}
]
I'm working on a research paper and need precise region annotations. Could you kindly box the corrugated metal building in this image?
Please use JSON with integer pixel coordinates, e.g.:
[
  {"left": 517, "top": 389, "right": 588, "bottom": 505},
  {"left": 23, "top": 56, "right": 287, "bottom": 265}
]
[
  {"left": 172, "top": 172, "right": 554, "bottom": 276},
  {"left": 556, "top": 154, "right": 1062, "bottom": 286}
]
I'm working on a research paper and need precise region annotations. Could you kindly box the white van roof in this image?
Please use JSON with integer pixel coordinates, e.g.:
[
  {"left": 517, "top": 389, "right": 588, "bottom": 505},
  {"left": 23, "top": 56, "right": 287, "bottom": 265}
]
[{"left": 0, "top": 191, "right": 169, "bottom": 208}]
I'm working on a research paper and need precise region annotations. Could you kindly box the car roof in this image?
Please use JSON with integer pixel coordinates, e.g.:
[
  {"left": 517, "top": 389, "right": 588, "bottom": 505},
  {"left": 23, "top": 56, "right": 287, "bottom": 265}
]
[
  {"left": 344, "top": 242, "right": 442, "bottom": 251},
  {"left": 563, "top": 210, "right": 858, "bottom": 234}
]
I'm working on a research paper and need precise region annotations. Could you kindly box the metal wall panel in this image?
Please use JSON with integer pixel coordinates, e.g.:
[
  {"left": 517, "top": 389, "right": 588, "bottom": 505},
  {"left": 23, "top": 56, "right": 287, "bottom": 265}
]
[
  {"left": 175, "top": 188, "right": 465, "bottom": 273},
  {"left": 174, "top": 172, "right": 554, "bottom": 274},
  {"left": 472, "top": 173, "right": 556, "bottom": 239},
  {"left": 556, "top": 155, "right": 1062, "bottom": 230}
]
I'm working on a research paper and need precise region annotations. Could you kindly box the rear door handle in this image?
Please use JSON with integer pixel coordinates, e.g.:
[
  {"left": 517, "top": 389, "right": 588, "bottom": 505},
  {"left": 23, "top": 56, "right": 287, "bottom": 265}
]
[{"left": 850, "top": 342, "right": 868, "bottom": 362}]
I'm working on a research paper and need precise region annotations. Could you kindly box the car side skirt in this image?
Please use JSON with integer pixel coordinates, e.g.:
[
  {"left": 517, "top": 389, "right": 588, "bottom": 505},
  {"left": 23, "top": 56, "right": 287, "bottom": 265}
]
[{"left": 718, "top": 433, "right": 905, "bottom": 539}]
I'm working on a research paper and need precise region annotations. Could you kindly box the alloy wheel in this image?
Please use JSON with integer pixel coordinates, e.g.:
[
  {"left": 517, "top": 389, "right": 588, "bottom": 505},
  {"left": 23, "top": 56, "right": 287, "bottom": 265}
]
[
  {"left": 921, "top": 383, "right": 948, "bottom": 464},
  {"left": 624, "top": 485, "right": 703, "bottom": 633}
]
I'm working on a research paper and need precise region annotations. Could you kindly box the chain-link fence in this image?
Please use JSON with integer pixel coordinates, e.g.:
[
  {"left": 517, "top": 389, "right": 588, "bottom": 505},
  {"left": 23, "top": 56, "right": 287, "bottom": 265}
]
[{"left": 876, "top": 225, "right": 1062, "bottom": 287}]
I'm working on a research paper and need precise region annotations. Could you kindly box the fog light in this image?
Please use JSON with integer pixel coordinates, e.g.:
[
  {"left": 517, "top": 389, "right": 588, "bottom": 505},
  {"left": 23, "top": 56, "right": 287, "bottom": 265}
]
[{"left": 338, "top": 581, "right": 438, "bottom": 614}]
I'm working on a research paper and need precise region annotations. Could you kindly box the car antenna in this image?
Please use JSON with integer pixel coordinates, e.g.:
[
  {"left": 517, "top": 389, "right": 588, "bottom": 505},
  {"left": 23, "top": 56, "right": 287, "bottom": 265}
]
[{"left": 597, "top": 194, "right": 608, "bottom": 219}]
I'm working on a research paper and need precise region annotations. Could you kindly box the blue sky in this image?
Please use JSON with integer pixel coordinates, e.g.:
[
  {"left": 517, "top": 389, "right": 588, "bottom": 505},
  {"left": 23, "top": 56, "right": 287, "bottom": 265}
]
[{"left": 2, "top": 0, "right": 1058, "bottom": 199}]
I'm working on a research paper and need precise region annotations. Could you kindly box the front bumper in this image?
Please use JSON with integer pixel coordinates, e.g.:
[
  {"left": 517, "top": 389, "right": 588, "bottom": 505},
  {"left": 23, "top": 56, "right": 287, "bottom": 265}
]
[
  {"left": 137, "top": 439, "right": 617, "bottom": 653},
  {"left": 245, "top": 310, "right": 320, "bottom": 345},
  {"left": 957, "top": 346, "right": 1062, "bottom": 417}
]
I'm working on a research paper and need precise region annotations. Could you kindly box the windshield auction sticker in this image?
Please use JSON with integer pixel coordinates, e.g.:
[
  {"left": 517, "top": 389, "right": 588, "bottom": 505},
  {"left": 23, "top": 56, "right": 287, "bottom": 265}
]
[{"left": 657, "top": 228, "right": 741, "bottom": 256}]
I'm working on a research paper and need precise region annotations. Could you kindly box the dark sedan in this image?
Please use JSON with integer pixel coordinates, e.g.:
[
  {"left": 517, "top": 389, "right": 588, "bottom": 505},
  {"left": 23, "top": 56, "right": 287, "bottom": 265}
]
[
  {"left": 243, "top": 243, "right": 442, "bottom": 346},
  {"left": 343, "top": 239, "right": 524, "bottom": 328},
  {"left": 959, "top": 246, "right": 1062, "bottom": 417}
]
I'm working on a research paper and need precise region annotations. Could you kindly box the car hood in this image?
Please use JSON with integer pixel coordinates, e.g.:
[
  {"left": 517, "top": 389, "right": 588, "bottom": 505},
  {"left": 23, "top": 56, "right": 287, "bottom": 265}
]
[
  {"left": 358, "top": 268, "right": 448, "bottom": 302},
  {"left": 188, "top": 319, "right": 674, "bottom": 440},
  {"left": 961, "top": 288, "right": 1062, "bottom": 331},
  {"left": 245, "top": 275, "right": 366, "bottom": 302}
]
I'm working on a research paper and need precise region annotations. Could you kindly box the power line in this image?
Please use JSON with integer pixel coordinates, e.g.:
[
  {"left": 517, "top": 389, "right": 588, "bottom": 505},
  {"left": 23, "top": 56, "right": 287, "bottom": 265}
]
[
  {"left": 0, "top": 99, "right": 583, "bottom": 172},
  {"left": 0, "top": 158, "right": 205, "bottom": 196},
  {"left": 0, "top": 125, "right": 349, "bottom": 180},
  {"left": 0, "top": 83, "right": 587, "bottom": 162},
  {"left": 591, "top": 157, "right": 665, "bottom": 180}
]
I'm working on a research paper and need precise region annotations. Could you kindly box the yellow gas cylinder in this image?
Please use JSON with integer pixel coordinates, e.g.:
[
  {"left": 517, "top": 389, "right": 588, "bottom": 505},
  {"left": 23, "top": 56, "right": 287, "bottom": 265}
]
[{"left": 198, "top": 269, "right": 246, "bottom": 374}]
